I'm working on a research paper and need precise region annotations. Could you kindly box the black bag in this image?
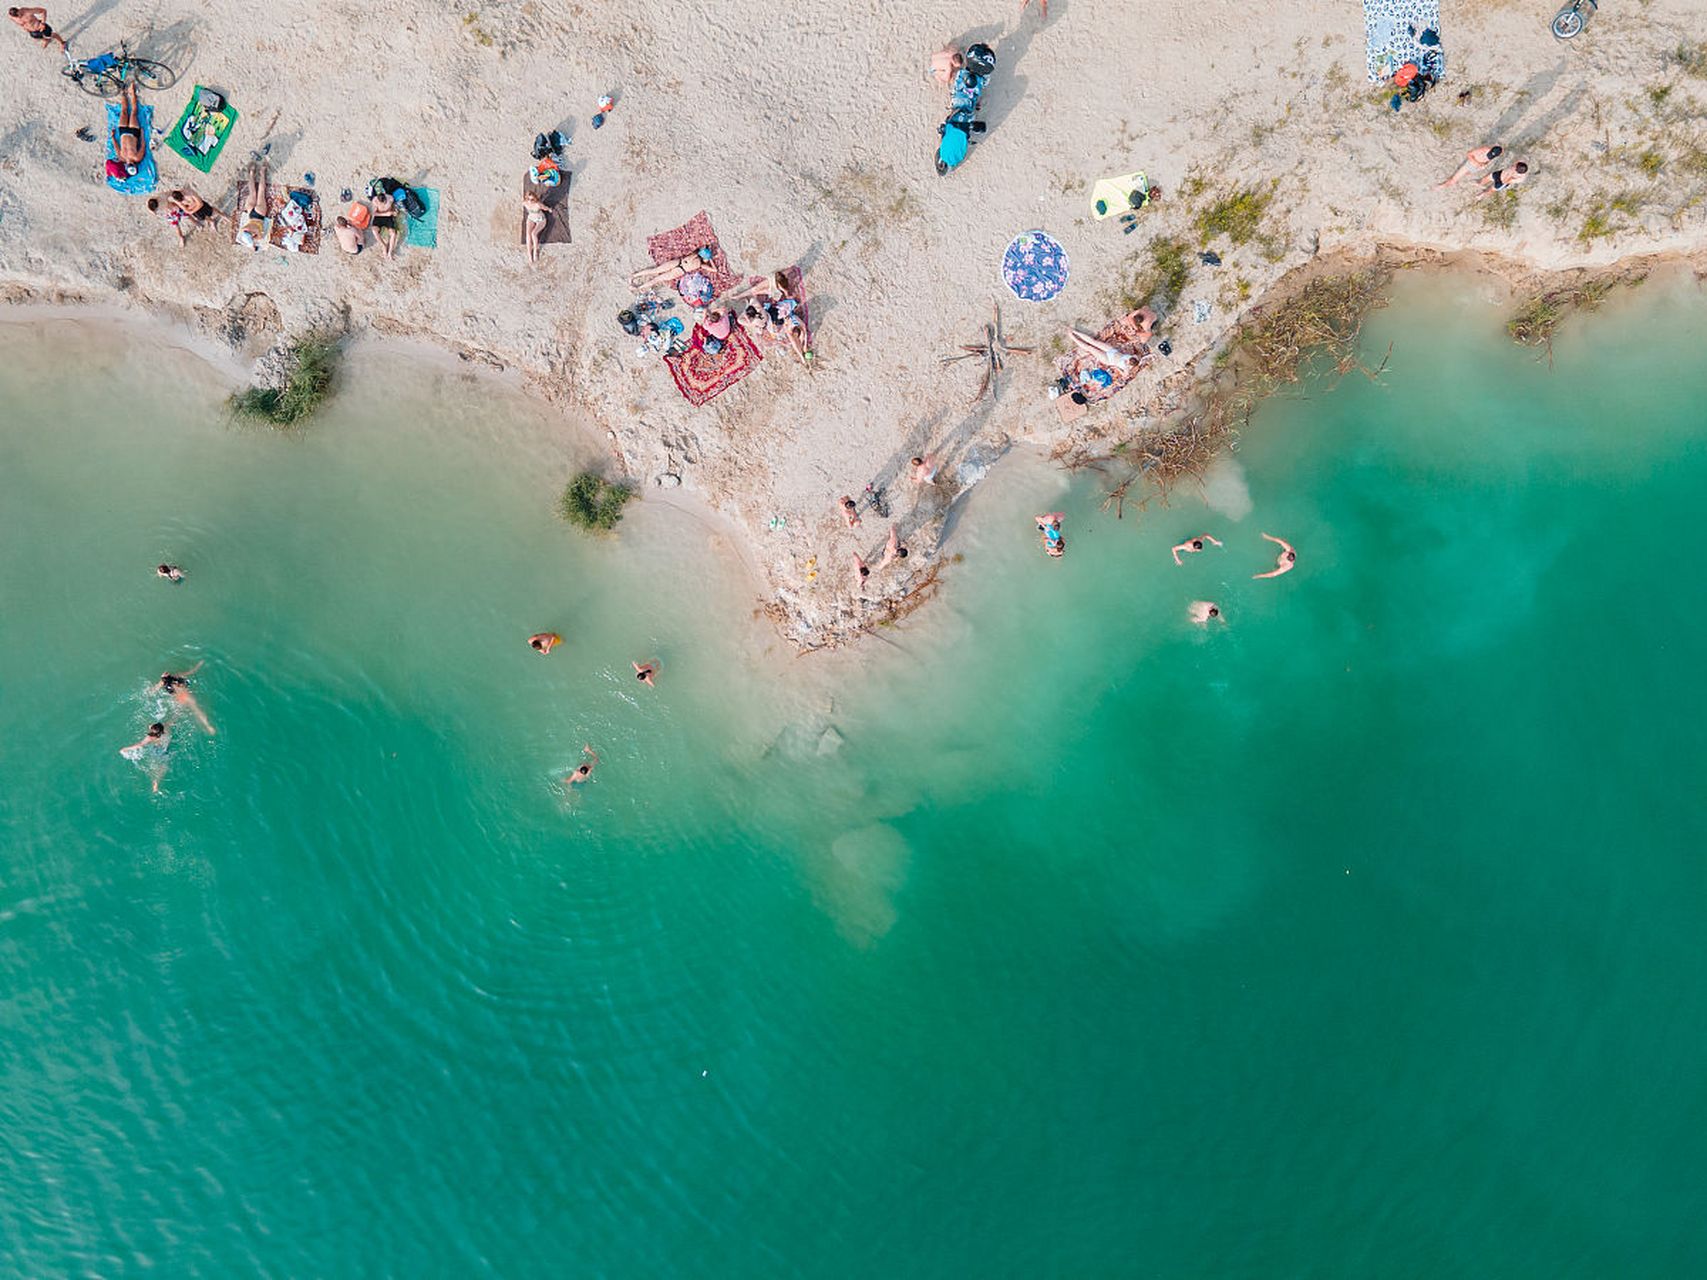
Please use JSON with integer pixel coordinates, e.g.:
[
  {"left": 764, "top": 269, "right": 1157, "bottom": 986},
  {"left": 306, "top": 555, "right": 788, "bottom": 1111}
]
[{"left": 399, "top": 186, "right": 427, "bottom": 219}]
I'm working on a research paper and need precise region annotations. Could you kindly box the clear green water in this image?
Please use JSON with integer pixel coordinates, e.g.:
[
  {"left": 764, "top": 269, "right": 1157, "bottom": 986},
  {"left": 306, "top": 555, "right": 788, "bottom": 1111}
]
[{"left": 3, "top": 278, "right": 1706, "bottom": 1276}]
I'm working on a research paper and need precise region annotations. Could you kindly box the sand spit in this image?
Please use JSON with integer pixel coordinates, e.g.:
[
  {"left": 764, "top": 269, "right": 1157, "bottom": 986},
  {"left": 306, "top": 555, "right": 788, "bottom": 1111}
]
[{"left": 3, "top": 0, "right": 1705, "bottom": 648}]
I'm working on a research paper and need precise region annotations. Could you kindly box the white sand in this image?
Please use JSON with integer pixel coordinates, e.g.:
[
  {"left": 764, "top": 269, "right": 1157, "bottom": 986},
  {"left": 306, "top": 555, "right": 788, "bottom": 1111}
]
[{"left": 2, "top": 0, "right": 1704, "bottom": 647}]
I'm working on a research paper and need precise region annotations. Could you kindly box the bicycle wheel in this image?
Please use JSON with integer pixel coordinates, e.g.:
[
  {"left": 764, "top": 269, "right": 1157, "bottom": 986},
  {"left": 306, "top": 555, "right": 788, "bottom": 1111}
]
[
  {"left": 129, "top": 59, "right": 178, "bottom": 91},
  {"left": 1551, "top": 9, "right": 1584, "bottom": 40},
  {"left": 90, "top": 69, "right": 125, "bottom": 98}
]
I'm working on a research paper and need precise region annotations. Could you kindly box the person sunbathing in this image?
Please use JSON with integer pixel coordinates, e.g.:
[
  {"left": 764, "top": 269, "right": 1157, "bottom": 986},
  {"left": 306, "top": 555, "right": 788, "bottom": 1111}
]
[
  {"left": 522, "top": 193, "right": 550, "bottom": 264},
  {"left": 110, "top": 81, "right": 146, "bottom": 172},
  {"left": 234, "top": 162, "right": 270, "bottom": 251},
  {"left": 629, "top": 250, "right": 712, "bottom": 291},
  {"left": 369, "top": 187, "right": 400, "bottom": 260},
  {"left": 1437, "top": 144, "right": 1502, "bottom": 189},
  {"left": 1069, "top": 327, "right": 1142, "bottom": 373},
  {"left": 169, "top": 187, "right": 224, "bottom": 228}
]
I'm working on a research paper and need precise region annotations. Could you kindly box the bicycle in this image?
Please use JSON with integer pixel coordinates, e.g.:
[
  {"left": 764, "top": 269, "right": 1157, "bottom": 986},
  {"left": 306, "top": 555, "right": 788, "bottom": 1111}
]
[
  {"left": 1552, "top": 0, "right": 1598, "bottom": 41},
  {"left": 61, "top": 42, "right": 177, "bottom": 98}
]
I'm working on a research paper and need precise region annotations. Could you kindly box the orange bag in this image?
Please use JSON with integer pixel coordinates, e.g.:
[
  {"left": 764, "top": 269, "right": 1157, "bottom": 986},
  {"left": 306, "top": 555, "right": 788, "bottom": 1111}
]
[
  {"left": 346, "top": 202, "right": 372, "bottom": 230},
  {"left": 1393, "top": 62, "right": 1419, "bottom": 87}
]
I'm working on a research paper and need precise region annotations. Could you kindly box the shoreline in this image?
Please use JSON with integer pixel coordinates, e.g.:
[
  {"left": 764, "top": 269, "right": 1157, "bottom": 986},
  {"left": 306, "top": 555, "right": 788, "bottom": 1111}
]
[{"left": 6, "top": 239, "right": 1698, "bottom": 648}]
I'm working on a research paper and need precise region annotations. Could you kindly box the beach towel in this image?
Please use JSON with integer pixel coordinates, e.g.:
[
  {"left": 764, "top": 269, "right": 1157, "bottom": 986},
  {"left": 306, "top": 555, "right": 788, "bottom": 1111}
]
[
  {"left": 1364, "top": 0, "right": 1443, "bottom": 82},
  {"left": 1001, "top": 231, "right": 1069, "bottom": 303},
  {"left": 103, "top": 102, "right": 157, "bottom": 196},
  {"left": 646, "top": 211, "right": 738, "bottom": 297},
  {"left": 663, "top": 322, "right": 762, "bottom": 407},
  {"left": 270, "top": 187, "right": 321, "bottom": 254},
  {"left": 1089, "top": 171, "right": 1146, "bottom": 219},
  {"left": 1054, "top": 309, "right": 1152, "bottom": 405},
  {"left": 403, "top": 186, "right": 440, "bottom": 248},
  {"left": 519, "top": 171, "right": 573, "bottom": 246},
  {"left": 164, "top": 87, "right": 237, "bottom": 173}
]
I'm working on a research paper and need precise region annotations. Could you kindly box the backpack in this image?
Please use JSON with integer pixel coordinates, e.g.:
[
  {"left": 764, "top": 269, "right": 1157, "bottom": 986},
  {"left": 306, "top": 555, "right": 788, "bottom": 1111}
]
[{"left": 398, "top": 186, "right": 427, "bottom": 219}]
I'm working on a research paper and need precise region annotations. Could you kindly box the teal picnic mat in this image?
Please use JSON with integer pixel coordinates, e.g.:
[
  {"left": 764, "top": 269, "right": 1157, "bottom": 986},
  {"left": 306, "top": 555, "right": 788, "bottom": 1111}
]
[
  {"left": 164, "top": 87, "right": 238, "bottom": 173},
  {"left": 403, "top": 187, "right": 440, "bottom": 248}
]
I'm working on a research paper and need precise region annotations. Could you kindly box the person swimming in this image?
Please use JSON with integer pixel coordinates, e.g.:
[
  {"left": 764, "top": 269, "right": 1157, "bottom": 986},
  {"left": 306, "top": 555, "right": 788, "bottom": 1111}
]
[
  {"left": 633, "top": 661, "right": 657, "bottom": 687},
  {"left": 1188, "top": 601, "right": 1223, "bottom": 626},
  {"left": 1035, "top": 512, "right": 1065, "bottom": 557},
  {"left": 529, "top": 632, "right": 561, "bottom": 654},
  {"left": 1171, "top": 533, "right": 1223, "bottom": 565},
  {"left": 119, "top": 721, "right": 171, "bottom": 793},
  {"left": 156, "top": 662, "right": 214, "bottom": 734},
  {"left": 156, "top": 564, "right": 184, "bottom": 582},
  {"left": 1253, "top": 533, "right": 1297, "bottom": 579},
  {"left": 565, "top": 744, "right": 598, "bottom": 785}
]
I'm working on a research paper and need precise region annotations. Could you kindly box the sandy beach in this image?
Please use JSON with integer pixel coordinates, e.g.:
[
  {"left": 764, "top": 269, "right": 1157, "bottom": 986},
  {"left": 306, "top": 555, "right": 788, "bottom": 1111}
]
[{"left": 3, "top": 0, "right": 1705, "bottom": 646}]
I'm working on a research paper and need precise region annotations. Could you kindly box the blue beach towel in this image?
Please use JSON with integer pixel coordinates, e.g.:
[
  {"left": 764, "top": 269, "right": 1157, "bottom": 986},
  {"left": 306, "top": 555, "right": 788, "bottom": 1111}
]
[
  {"left": 1363, "top": 0, "right": 1444, "bottom": 83},
  {"left": 104, "top": 102, "right": 158, "bottom": 196},
  {"left": 402, "top": 186, "right": 440, "bottom": 248}
]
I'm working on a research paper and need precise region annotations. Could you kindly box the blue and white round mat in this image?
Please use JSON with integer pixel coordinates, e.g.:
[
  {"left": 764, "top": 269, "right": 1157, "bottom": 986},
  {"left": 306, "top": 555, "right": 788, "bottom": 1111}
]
[{"left": 1001, "top": 231, "right": 1069, "bottom": 303}]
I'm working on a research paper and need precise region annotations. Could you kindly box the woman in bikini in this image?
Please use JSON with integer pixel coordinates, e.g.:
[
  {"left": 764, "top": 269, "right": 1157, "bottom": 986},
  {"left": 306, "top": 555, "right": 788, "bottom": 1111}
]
[
  {"left": 629, "top": 250, "right": 712, "bottom": 291},
  {"left": 235, "top": 162, "right": 270, "bottom": 251},
  {"left": 111, "top": 81, "right": 146, "bottom": 171},
  {"left": 522, "top": 193, "right": 550, "bottom": 264}
]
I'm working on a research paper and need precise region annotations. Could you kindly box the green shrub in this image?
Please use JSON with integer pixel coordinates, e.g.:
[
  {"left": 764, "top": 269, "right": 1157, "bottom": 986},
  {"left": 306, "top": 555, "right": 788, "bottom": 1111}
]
[
  {"left": 1194, "top": 184, "right": 1275, "bottom": 246},
  {"left": 558, "top": 472, "right": 634, "bottom": 531},
  {"left": 228, "top": 333, "right": 340, "bottom": 426}
]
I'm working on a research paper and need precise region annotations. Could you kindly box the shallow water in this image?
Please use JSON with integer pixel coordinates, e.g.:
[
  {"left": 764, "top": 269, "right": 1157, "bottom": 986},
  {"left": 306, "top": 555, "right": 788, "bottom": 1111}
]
[{"left": 3, "top": 278, "right": 1707, "bottom": 1276}]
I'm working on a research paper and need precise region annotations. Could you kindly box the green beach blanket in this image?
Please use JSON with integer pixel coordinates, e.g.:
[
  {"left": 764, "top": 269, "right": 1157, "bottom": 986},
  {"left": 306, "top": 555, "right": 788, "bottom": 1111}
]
[
  {"left": 165, "top": 88, "right": 238, "bottom": 173},
  {"left": 403, "top": 187, "right": 440, "bottom": 248}
]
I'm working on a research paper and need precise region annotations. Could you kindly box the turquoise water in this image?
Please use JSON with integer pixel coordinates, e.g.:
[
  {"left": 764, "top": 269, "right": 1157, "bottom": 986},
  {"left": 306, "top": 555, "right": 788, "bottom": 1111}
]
[{"left": 3, "top": 278, "right": 1707, "bottom": 1276}]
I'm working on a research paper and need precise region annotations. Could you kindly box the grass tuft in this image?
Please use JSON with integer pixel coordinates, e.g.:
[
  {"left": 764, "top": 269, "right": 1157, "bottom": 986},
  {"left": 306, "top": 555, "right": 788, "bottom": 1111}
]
[
  {"left": 558, "top": 472, "right": 634, "bottom": 532},
  {"left": 1506, "top": 279, "right": 1618, "bottom": 348},
  {"left": 228, "top": 333, "right": 340, "bottom": 427},
  {"left": 1193, "top": 183, "right": 1276, "bottom": 246}
]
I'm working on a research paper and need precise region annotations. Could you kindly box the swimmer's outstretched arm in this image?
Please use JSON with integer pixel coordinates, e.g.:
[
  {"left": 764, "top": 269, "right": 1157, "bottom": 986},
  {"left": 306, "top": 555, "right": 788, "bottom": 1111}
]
[
  {"left": 169, "top": 660, "right": 205, "bottom": 679},
  {"left": 1260, "top": 532, "right": 1292, "bottom": 553}
]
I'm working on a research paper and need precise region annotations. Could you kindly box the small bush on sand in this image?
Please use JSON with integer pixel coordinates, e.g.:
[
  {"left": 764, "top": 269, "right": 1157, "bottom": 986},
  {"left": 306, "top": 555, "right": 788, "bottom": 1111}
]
[
  {"left": 1481, "top": 191, "right": 1519, "bottom": 230},
  {"left": 1194, "top": 184, "right": 1275, "bottom": 247},
  {"left": 1674, "top": 41, "right": 1707, "bottom": 78},
  {"left": 559, "top": 472, "right": 634, "bottom": 531},
  {"left": 229, "top": 333, "right": 340, "bottom": 426}
]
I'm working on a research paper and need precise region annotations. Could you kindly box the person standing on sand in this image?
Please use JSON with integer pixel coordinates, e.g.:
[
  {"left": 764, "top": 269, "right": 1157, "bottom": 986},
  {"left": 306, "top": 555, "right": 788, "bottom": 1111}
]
[
  {"left": 565, "top": 745, "right": 597, "bottom": 785},
  {"left": 911, "top": 454, "right": 937, "bottom": 485},
  {"left": 633, "top": 661, "right": 657, "bottom": 687},
  {"left": 877, "top": 526, "right": 908, "bottom": 571},
  {"left": 1019, "top": 0, "right": 1048, "bottom": 20},
  {"left": 1253, "top": 533, "right": 1296, "bottom": 579},
  {"left": 1172, "top": 533, "right": 1223, "bottom": 565},
  {"left": 838, "top": 495, "right": 861, "bottom": 529},
  {"left": 1475, "top": 161, "right": 1528, "bottom": 198},
  {"left": 8, "top": 7, "right": 65, "bottom": 52},
  {"left": 1437, "top": 144, "right": 1503, "bottom": 189},
  {"left": 1188, "top": 601, "right": 1222, "bottom": 626},
  {"left": 852, "top": 553, "right": 872, "bottom": 595}
]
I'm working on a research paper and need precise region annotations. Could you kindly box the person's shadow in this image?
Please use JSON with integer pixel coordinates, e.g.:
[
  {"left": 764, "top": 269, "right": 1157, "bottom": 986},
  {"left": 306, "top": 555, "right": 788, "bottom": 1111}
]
[
  {"left": 958, "top": 20, "right": 1036, "bottom": 140},
  {"left": 59, "top": 0, "right": 123, "bottom": 45}
]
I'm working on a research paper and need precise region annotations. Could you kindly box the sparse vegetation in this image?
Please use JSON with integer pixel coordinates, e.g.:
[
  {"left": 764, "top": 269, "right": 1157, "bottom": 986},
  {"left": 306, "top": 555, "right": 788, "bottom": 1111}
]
[
  {"left": 558, "top": 472, "right": 635, "bottom": 532},
  {"left": 1506, "top": 278, "right": 1621, "bottom": 349},
  {"left": 1578, "top": 208, "right": 1615, "bottom": 242},
  {"left": 1638, "top": 149, "right": 1666, "bottom": 176},
  {"left": 1648, "top": 84, "right": 1672, "bottom": 107},
  {"left": 1674, "top": 41, "right": 1707, "bottom": 78},
  {"left": 228, "top": 333, "right": 340, "bottom": 427},
  {"left": 1481, "top": 192, "right": 1519, "bottom": 230},
  {"left": 1121, "top": 236, "right": 1193, "bottom": 314},
  {"left": 1194, "top": 184, "right": 1276, "bottom": 246},
  {"left": 1062, "top": 269, "right": 1393, "bottom": 514}
]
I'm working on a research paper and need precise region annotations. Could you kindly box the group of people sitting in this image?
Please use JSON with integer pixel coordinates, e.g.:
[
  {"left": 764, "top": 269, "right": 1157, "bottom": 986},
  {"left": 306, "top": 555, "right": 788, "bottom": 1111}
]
[
  {"left": 1053, "top": 305, "right": 1157, "bottom": 406},
  {"left": 622, "top": 260, "right": 812, "bottom": 366}
]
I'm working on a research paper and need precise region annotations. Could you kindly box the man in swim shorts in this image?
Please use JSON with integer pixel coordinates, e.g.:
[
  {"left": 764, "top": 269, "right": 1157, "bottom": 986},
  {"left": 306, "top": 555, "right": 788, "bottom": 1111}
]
[
  {"left": 565, "top": 745, "right": 598, "bottom": 785},
  {"left": 8, "top": 7, "right": 66, "bottom": 51},
  {"left": 1253, "top": 532, "right": 1296, "bottom": 579},
  {"left": 1172, "top": 533, "right": 1223, "bottom": 565}
]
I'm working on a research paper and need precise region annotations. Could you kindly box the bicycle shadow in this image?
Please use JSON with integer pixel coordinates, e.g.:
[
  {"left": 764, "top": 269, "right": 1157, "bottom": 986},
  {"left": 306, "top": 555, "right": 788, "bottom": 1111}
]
[
  {"left": 134, "top": 18, "right": 198, "bottom": 84},
  {"left": 59, "top": 0, "right": 123, "bottom": 45}
]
